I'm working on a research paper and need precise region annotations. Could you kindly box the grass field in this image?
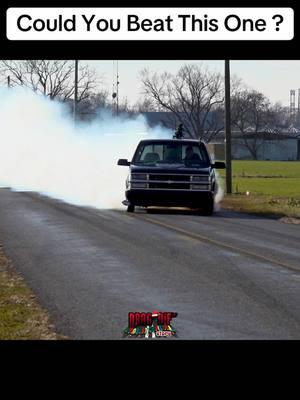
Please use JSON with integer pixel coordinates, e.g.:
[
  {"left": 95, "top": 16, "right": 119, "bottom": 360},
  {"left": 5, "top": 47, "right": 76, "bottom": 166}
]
[
  {"left": 218, "top": 161, "right": 300, "bottom": 219},
  {"left": 0, "top": 246, "right": 65, "bottom": 339}
]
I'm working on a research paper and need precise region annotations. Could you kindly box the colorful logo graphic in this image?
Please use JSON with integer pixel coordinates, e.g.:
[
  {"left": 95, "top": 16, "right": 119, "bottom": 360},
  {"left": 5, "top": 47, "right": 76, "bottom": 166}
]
[{"left": 123, "top": 310, "right": 178, "bottom": 338}]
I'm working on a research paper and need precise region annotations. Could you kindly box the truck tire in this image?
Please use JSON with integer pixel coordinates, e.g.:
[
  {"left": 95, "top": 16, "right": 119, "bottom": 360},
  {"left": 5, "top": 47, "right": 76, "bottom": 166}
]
[
  {"left": 203, "top": 197, "right": 214, "bottom": 216},
  {"left": 127, "top": 204, "right": 135, "bottom": 213}
]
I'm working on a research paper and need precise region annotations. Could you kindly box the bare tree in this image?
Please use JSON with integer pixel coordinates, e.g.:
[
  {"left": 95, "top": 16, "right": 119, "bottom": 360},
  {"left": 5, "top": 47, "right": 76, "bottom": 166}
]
[
  {"left": 231, "top": 89, "right": 272, "bottom": 159},
  {"left": 117, "top": 97, "right": 136, "bottom": 116},
  {"left": 141, "top": 64, "right": 224, "bottom": 141},
  {"left": 133, "top": 97, "right": 158, "bottom": 113},
  {"left": 75, "top": 90, "right": 111, "bottom": 120},
  {"left": 267, "top": 103, "right": 300, "bottom": 136},
  {"left": 0, "top": 60, "right": 99, "bottom": 102}
]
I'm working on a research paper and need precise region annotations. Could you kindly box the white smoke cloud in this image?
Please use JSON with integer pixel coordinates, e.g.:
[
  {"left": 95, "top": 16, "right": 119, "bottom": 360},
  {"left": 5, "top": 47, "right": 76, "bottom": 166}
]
[
  {"left": 0, "top": 87, "right": 171, "bottom": 208},
  {"left": 214, "top": 170, "right": 224, "bottom": 211}
]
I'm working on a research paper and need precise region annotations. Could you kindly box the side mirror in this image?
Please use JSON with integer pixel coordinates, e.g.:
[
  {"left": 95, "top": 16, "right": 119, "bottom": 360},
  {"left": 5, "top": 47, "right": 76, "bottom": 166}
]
[
  {"left": 212, "top": 161, "right": 226, "bottom": 169},
  {"left": 117, "top": 159, "right": 131, "bottom": 166}
]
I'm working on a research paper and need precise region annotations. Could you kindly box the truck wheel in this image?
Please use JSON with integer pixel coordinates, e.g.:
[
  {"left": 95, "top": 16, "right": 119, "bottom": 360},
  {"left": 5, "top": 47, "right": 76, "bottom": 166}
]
[
  {"left": 203, "top": 198, "right": 214, "bottom": 216},
  {"left": 127, "top": 204, "right": 135, "bottom": 213}
]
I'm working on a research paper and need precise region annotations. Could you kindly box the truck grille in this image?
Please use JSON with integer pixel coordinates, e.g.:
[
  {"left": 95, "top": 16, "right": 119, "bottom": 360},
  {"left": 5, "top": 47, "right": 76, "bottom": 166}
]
[
  {"left": 148, "top": 174, "right": 191, "bottom": 189},
  {"left": 130, "top": 173, "right": 210, "bottom": 191},
  {"left": 149, "top": 174, "right": 190, "bottom": 182},
  {"left": 149, "top": 182, "right": 190, "bottom": 190}
]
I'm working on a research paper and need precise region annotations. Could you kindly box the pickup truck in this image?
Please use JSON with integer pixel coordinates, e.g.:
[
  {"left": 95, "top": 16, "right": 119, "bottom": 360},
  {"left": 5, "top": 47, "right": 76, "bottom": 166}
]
[{"left": 117, "top": 138, "right": 225, "bottom": 215}]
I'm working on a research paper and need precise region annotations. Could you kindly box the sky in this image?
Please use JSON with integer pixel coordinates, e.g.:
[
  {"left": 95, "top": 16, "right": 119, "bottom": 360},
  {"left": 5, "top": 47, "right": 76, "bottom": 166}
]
[{"left": 86, "top": 60, "right": 300, "bottom": 107}]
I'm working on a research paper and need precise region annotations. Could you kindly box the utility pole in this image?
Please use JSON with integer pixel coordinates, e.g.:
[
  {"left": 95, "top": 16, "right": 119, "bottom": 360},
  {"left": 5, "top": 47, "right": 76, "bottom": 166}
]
[
  {"left": 7, "top": 75, "right": 10, "bottom": 88},
  {"left": 73, "top": 60, "right": 79, "bottom": 123},
  {"left": 225, "top": 60, "right": 232, "bottom": 194},
  {"left": 112, "top": 60, "right": 120, "bottom": 116},
  {"left": 116, "top": 61, "right": 119, "bottom": 116}
]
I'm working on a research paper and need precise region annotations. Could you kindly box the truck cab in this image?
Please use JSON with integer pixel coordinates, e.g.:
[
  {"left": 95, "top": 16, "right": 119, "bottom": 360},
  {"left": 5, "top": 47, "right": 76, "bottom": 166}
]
[{"left": 117, "top": 138, "right": 225, "bottom": 215}]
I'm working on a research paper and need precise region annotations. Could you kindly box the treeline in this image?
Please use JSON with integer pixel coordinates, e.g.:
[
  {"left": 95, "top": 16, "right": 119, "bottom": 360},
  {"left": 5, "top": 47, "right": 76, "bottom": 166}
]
[{"left": 1, "top": 61, "right": 298, "bottom": 147}]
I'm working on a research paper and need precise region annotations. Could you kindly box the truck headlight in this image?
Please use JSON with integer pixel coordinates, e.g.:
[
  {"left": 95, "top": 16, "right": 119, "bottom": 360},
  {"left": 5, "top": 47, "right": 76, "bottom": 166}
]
[
  {"left": 131, "top": 173, "right": 147, "bottom": 181},
  {"left": 131, "top": 182, "right": 148, "bottom": 189},
  {"left": 191, "top": 175, "right": 209, "bottom": 182},
  {"left": 191, "top": 184, "right": 210, "bottom": 190}
]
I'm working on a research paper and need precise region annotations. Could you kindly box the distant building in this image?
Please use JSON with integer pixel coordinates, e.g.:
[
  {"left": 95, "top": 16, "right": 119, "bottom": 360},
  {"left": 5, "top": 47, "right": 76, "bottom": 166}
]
[
  {"left": 209, "top": 132, "right": 300, "bottom": 161},
  {"left": 142, "top": 112, "right": 300, "bottom": 161},
  {"left": 142, "top": 111, "right": 223, "bottom": 135}
]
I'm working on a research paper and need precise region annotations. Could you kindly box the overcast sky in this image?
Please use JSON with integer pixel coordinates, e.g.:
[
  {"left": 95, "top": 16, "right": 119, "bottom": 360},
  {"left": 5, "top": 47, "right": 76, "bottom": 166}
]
[{"left": 86, "top": 60, "right": 300, "bottom": 107}]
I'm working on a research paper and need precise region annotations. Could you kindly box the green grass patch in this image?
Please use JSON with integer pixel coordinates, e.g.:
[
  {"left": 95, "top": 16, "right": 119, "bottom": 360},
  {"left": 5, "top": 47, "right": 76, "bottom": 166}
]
[
  {"left": 0, "top": 246, "right": 65, "bottom": 340},
  {"left": 231, "top": 178, "right": 300, "bottom": 198},
  {"left": 218, "top": 161, "right": 300, "bottom": 219},
  {"left": 226, "top": 160, "right": 300, "bottom": 179},
  {"left": 219, "top": 161, "right": 300, "bottom": 197}
]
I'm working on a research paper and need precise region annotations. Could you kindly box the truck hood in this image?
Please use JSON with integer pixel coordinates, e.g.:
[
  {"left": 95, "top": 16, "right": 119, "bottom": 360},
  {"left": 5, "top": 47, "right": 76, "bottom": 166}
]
[{"left": 130, "top": 164, "right": 212, "bottom": 175}]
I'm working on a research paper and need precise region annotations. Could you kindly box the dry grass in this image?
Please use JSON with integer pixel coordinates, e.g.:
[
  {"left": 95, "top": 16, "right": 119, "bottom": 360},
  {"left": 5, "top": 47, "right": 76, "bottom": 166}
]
[
  {"left": 221, "top": 194, "right": 300, "bottom": 220},
  {"left": 0, "top": 245, "right": 66, "bottom": 340}
]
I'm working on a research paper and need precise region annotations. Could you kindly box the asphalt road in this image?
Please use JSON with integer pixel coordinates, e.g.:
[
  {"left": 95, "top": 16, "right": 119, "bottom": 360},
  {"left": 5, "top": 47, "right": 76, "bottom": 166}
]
[{"left": 0, "top": 188, "right": 299, "bottom": 339}]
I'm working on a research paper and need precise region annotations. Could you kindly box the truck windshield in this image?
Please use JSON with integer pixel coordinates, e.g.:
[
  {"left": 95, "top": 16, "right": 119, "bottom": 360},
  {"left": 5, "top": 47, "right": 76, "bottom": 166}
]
[{"left": 133, "top": 142, "right": 210, "bottom": 167}]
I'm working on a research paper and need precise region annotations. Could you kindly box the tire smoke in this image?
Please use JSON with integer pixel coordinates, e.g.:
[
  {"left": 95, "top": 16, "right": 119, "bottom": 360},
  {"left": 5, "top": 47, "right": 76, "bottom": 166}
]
[
  {"left": 214, "top": 169, "right": 225, "bottom": 212},
  {"left": 0, "top": 87, "right": 171, "bottom": 209}
]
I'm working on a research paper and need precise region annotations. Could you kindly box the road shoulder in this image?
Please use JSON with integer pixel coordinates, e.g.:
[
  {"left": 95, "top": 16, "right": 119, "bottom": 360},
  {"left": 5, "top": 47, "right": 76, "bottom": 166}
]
[
  {"left": 0, "top": 244, "right": 66, "bottom": 340},
  {"left": 221, "top": 194, "right": 300, "bottom": 223}
]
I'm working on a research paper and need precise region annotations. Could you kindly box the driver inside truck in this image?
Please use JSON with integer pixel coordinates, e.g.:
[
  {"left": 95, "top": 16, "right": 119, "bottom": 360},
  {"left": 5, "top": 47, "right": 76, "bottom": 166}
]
[{"left": 184, "top": 145, "right": 200, "bottom": 161}]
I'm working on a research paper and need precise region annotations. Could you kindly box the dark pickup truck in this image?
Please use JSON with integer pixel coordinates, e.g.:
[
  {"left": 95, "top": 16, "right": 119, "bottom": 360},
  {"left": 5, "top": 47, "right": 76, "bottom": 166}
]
[{"left": 117, "top": 138, "right": 225, "bottom": 215}]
